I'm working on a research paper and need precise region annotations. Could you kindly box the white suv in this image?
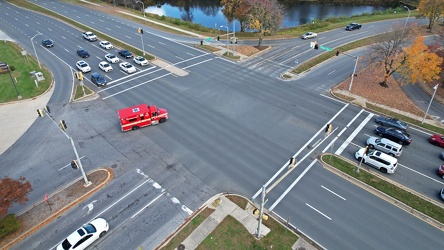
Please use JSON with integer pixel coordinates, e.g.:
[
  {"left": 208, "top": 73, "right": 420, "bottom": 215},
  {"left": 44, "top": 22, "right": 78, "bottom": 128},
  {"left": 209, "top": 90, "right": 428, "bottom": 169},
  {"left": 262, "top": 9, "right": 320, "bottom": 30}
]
[
  {"left": 355, "top": 148, "right": 398, "bottom": 174},
  {"left": 366, "top": 137, "right": 402, "bottom": 157}
]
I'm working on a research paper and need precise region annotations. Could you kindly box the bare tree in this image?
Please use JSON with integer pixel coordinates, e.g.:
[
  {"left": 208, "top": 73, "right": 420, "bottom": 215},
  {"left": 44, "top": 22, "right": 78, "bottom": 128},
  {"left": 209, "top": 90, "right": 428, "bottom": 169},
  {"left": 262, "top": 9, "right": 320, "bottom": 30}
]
[{"left": 245, "top": 0, "right": 283, "bottom": 46}]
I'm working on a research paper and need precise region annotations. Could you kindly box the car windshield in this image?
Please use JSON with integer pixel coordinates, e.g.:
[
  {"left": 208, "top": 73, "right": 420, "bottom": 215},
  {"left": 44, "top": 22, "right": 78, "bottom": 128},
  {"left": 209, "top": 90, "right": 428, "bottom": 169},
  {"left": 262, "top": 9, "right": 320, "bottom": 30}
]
[
  {"left": 98, "top": 76, "right": 105, "bottom": 82},
  {"left": 83, "top": 223, "right": 97, "bottom": 234}
]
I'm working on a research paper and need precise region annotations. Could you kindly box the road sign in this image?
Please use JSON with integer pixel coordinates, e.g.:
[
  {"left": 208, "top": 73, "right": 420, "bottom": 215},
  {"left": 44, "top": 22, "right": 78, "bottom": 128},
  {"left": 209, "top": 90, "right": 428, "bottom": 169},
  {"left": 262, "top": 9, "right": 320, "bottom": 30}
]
[
  {"left": 204, "top": 37, "right": 213, "bottom": 42},
  {"left": 320, "top": 46, "right": 332, "bottom": 51}
]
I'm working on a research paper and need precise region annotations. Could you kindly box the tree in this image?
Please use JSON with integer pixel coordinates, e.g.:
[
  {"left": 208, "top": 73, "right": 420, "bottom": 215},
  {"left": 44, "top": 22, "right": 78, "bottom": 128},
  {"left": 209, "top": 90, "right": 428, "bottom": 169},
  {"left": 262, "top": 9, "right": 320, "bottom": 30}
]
[
  {"left": 366, "top": 24, "right": 419, "bottom": 87},
  {"left": 399, "top": 35, "right": 443, "bottom": 84},
  {"left": 220, "top": 0, "right": 250, "bottom": 32},
  {"left": 244, "top": 0, "right": 283, "bottom": 46},
  {"left": 418, "top": 0, "right": 444, "bottom": 30},
  {"left": 0, "top": 177, "right": 32, "bottom": 219}
]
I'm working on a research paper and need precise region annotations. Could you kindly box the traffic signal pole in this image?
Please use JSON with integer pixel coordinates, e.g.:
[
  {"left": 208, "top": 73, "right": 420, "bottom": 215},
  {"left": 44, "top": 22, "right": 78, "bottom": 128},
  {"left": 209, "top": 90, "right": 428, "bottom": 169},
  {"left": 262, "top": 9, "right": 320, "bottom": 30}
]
[{"left": 39, "top": 108, "right": 91, "bottom": 186}]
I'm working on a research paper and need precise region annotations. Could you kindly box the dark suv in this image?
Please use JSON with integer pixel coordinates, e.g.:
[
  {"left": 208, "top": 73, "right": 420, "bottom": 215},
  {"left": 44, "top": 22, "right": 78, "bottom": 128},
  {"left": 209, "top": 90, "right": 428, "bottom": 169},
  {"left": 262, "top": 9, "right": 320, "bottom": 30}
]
[
  {"left": 345, "top": 23, "right": 362, "bottom": 31},
  {"left": 91, "top": 72, "right": 107, "bottom": 86},
  {"left": 118, "top": 50, "right": 133, "bottom": 59}
]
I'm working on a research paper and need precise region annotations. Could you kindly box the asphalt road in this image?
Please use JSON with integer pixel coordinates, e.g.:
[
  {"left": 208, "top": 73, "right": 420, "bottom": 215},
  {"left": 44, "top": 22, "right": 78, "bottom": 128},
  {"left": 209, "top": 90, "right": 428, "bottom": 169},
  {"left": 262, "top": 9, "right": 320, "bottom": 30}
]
[{"left": 1, "top": 0, "right": 444, "bottom": 249}]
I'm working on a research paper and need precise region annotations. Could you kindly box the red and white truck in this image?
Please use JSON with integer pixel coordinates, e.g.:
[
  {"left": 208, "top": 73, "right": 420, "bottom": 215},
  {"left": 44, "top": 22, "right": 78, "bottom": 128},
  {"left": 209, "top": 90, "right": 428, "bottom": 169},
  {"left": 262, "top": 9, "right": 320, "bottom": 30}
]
[{"left": 118, "top": 104, "right": 168, "bottom": 131}]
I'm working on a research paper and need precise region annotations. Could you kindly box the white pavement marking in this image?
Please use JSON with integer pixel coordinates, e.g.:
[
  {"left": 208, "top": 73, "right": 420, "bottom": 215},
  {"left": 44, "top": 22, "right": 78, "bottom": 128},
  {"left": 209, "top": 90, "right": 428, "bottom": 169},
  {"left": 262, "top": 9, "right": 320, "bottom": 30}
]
[
  {"left": 102, "top": 73, "right": 171, "bottom": 99},
  {"left": 252, "top": 103, "right": 350, "bottom": 200},
  {"left": 131, "top": 192, "right": 165, "bottom": 219},
  {"left": 327, "top": 70, "right": 336, "bottom": 75},
  {"left": 83, "top": 200, "right": 97, "bottom": 215},
  {"left": 321, "top": 185, "right": 346, "bottom": 200},
  {"left": 335, "top": 112, "right": 373, "bottom": 155},
  {"left": 399, "top": 163, "right": 444, "bottom": 185},
  {"left": 306, "top": 203, "right": 331, "bottom": 220}
]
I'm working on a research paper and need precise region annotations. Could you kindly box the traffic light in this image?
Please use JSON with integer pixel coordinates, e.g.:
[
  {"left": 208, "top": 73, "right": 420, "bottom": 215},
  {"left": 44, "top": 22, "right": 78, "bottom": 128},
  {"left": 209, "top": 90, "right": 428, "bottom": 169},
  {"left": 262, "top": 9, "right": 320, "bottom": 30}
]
[
  {"left": 336, "top": 50, "right": 340, "bottom": 56},
  {"left": 44, "top": 105, "right": 50, "bottom": 113},
  {"left": 314, "top": 43, "right": 319, "bottom": 50},
  {"left": 289, "top": 157, "right": 296, "bottom": 168},
  {"left": 75, "top": 71, "right": 83, "bottom": 81},
  {"left": 325, "top": 123, "right": 332, "bottom": 133},
  {"left": 60, "top": 120, "right": 67, "bottom": 131},
  {"left": 217, "top": 35, "right": 220, "bottom": 41},
  {"left": 37, "top": 109, "right": 44, "bottom": 117},
  {"left": 364, "top": 146, "right": 369, "bottom": 155},
  {"left": 138, "top": 28, "right": 143, "bottom": 34},
  {"left": 71, "top": 160, "right": 79, "bottom": 169}
]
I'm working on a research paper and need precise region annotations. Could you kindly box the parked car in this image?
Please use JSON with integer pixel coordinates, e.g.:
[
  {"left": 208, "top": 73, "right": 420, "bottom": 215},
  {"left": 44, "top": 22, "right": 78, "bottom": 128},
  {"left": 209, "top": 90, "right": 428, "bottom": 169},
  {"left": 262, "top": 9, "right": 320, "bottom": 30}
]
[
  {"left": 345, "top": 23, "right": 362, "bottom": 31},
  {"left": 366, "top": 137, "right": 403, "bottom": 157},
  {"left": 375, "top": 116, "right": 409, "bottom": 131},
  {"left": 374, "top": 126, "right": 412, "bottom": 145},
  {"left": 440, "top": 152, "right": 444, "bottom": 161},
  {"left": 56, "top": 218, "right": 108, "bottom": 250},
  {"left": 98, "top": 61, "right": 113, "bottom": 72},
  {"left": 133, "top": 56, "right": 148, "bottom": 66},
  {"left": 440, "top": 188, "right": 444, "bottom": 200},
  {"left": 355, "top": 148, "right": 398, "bottom": 174},
  {"left": 105, "top": 53, "right": 119, "bottom": 63},
  {"left": 77, "top": 49, "right": 90, "bottom": 58},
  {"left": 438, "top": 164, "right": 444, "bottom": 179},
  {"left": 301, "top": 32, "right": 317, "bottom": 39},
  {"left": 430, "top": 134, "right": 444, "bottom": 147},
  {"left": 91, "top": 72, "right": 107, "bottom": 86},
  {"left": 118, "top": 49, "right": 133, "bottom": 59},
  {"left": 119, "top": 62, "right": 136, "bottom": 74},
  {"left": 76, "top": 61, "right": 91, "bottom": 73},
  {"left": 99, "top": 41, "right": 113, "bottom": 49},
  {"left": 41, "top": 39, "right": 54, "bottom": 48}
]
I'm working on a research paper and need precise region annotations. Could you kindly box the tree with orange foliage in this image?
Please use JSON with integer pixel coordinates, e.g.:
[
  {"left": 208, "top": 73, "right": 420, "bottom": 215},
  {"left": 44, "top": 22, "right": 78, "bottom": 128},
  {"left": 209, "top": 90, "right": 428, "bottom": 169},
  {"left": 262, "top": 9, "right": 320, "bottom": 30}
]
[
  {"left": 418, "top": 0, "right": 444, "bottom": 30},
  {"left": 399, "top": 35, "right": 443, "bottom": 84},
  {"left": 0, "top": 177, "right": 32, "bottom": 219}
]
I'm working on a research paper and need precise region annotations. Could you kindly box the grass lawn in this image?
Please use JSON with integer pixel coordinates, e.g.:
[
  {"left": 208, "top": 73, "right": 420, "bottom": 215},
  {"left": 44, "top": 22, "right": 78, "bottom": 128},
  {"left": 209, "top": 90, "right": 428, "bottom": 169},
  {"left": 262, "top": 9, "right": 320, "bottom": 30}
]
[{"left": 0, "top": 41, "right": 51, "bottom": 103}]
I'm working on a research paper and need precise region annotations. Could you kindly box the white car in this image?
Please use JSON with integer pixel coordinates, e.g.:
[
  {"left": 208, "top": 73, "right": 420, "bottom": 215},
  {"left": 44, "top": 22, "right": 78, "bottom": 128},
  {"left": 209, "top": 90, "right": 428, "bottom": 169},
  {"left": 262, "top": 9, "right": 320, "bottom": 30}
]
[
  {"left": 99, "top": 41, "right": 113, "bottom": 49},
  {"left": 56, "top": 218, "right": 109, "bottom": 250},
  {"left": 119, "top": 62, "right": 136, "bottom": 74},
  {"left": 301, "top": 32, "right": 317, "bottom": 39},
  {"left": 133, "top": 56, "right": 148, "bottom": 66},
  {"left": 355, "top": 148, "right": 398, "bottom": 174},
  {"left": 104, "top": 53, "right": 119, "bottom": 63},
  {"left": 98, "top": 61, "right": 113, "bottom": 72},
  {"left": 76, "top": 60, "right": 91, "bottom": 73}
]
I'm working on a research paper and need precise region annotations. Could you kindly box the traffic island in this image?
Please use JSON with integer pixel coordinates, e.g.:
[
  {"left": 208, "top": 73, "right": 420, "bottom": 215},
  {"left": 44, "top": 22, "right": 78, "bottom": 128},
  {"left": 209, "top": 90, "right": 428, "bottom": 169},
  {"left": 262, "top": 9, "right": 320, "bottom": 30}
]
[{"left": 0, "top": 168, "right": 113, "bottom": 249}]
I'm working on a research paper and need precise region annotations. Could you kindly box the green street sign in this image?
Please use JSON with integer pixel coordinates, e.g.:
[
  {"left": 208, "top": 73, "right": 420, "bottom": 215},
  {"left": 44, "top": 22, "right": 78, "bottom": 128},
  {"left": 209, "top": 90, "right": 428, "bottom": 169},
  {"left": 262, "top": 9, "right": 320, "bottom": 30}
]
[
  {"left": 320, "top": 46, "right": 332, "bottom": 51},
  {"left": 204, "top": 37, "right": 213, "bottom": 42}
]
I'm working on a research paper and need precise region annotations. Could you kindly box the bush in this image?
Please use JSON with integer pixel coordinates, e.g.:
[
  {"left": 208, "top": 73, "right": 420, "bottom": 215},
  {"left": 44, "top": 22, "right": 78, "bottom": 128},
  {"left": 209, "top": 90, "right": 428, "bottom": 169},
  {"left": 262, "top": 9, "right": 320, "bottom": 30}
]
[
  {"left": 0, "top": 214, "right": 21, "bottom": 239},
  {"left": 9, "top": 65, "right": 15, "bottom": 71}
]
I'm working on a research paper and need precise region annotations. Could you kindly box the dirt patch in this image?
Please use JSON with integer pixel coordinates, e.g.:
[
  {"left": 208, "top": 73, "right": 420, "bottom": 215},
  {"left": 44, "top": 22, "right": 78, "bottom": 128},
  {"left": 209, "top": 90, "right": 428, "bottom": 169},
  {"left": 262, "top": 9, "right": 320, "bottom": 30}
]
[{"left": 0, "top": 169, "right": 113, "bottom": 249}]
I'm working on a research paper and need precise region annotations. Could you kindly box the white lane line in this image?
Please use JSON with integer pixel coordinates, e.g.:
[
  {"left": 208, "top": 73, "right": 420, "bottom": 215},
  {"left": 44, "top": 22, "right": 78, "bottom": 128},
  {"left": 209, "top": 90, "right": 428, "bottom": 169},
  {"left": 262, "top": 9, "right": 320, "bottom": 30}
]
[
  {"left": 94, "top": 179, "right": 152, "bottom": 218},
  {"left": 97, "top": 65, "right": 157, "bottom": 89},
  {"left": 158, "top": 42, "right": 166, "bottom": 45},
  {"left": 252, "top": 103, "right": 350, "bottom": 200},
  {"left": 269, "top": 159, "right": 318, "bottom": 211},
  {"left": 320, "top": 94, "right": 347, "bottom": 104},
  {"left": 323, "top": 109, "right": 365, "bottom": 153},
  {"left": 186, "top": 52, "right": 195, "bottom": 56},
  {"left": 116, "top": 25, "right": 121, "bottom": 29},
  {"left": 147, "top": 44, "right": 155, "bottom": 48},
  {"left": 131, "top": 192, "right": 165, "bottom": 219},
  {"left": 105, "top": 75, "right": 112, "bottom": 80},
  {"left": 321, "top": 185, "right": 346, "bottom": 200},
  {"left": 61, "top": 36, "right": 66, "bottom": 39},
  {"left": 327, "top": 70, "right": 335, "bottom": 75},
  {"left": 125, "top": 35, "right": 131, "bottom": 39},
  {"left": 306, "top": 203, "right": 331, "bottom": 220},
  {"left": 106, "top": 28, "right": 111, "bottom": 31},
  {"left": 335, "top": 112, "right": 373, "bottom": 155},
  {"left": 176, "top": 56, "right": 184, "bottom": 60},
  {"left": 399, "top": 164, "right": 444, "bottom": 185}
]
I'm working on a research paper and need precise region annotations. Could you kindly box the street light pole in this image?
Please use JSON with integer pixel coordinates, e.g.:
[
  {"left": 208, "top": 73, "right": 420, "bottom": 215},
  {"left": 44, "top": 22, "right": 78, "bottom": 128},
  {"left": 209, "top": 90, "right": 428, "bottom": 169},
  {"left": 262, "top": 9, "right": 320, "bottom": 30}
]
[
  {"left": 403, "top": 6, "right": 412, "bottom": 28},
  {"left": 220, "top": 25, "right": 229, "bottom": 56},
  {"left": 6, "top": 64, "right": 22, "bottom": 99},
  {"left": 136, "top": 1, "right": 146, "bottom": 22},
  {"left": 422, "top": 84, "right": 438, "bottom": 124},
  {"left": 232, "top": 20, "right": 235, "bottom": 56},
  {"left": 31, "top": 32, "right": 42, "bottom": 69}
]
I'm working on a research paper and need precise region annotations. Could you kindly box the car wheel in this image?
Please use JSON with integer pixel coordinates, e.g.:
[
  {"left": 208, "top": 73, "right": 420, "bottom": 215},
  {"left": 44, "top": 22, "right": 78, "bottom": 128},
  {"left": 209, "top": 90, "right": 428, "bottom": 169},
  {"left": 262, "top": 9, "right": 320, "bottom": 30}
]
[
  {"left": 99, "top": 231, "right": 106, "bottom": 237},
  {"left": 389, "top": 153, "right": 395, "bottom": 157},
  {"left": 132, "top": 126, "right": 139, "bottom": 130},
  {"left": 159, "top": 118, "right": 166, "bottom": 123},
  {"left": 433, "top": 141, "right": 440, "bottom": 146},
  {"left": 357, "top": 157, "right": 363, "bottom": 162},
  {"left": 376, "top": 121, "right": 383, "bottom": 125},
  {"left": 378, "top": 132, "right": 383, "bottom": 136},
  {"left": 380, "top": 168, "right": 387, "bottom": 173}
]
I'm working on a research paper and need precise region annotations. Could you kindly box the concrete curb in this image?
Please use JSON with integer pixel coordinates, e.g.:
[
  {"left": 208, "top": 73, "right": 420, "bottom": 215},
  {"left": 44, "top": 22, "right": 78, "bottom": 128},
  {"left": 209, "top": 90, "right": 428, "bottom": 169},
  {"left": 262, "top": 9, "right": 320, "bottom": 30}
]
[
  {"left": 318, "top": 153, "right": 444, "bottom": 232},
  {"left": 3, "top": 168, "right": 114, "bottom": 250}
]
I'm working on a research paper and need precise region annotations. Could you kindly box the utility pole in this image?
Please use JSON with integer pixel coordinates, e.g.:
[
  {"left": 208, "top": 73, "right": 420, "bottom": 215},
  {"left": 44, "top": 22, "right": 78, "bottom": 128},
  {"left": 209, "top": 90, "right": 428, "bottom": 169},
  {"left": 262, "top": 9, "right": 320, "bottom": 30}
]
[{"left": 256, "top": 186, "right": 266, "bottom": 239}]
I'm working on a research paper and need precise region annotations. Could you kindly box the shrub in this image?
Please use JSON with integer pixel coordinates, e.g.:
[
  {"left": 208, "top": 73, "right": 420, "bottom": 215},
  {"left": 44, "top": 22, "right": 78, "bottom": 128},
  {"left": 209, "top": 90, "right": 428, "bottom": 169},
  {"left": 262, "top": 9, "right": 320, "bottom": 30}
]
[
  {"left": 0, "top": 214, "right": 21, "bottom": 239},
  {"left": 9, "top": 65, "right": 15, "bottom": 71}
]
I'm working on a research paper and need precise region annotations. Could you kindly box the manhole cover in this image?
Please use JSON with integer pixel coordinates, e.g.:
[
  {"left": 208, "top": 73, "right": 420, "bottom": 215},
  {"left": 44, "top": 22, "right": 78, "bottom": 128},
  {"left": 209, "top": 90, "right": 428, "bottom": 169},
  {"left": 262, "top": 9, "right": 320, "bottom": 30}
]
[
  {"left": 111, "top": 164, "right": 117, "bottom": 169},
  {"left": 177, "top": 244, "right": 185, "bottom": 250}
]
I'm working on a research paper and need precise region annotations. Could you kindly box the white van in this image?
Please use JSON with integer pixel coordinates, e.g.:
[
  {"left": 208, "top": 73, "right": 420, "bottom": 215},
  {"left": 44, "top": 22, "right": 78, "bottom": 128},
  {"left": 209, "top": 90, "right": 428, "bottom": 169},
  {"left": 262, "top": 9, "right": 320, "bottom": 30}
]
[
  {"left": 366, "top": 137, "right": 403, "bottom": 157},
  {"left": 355, "top": 148, "right": 398, "bottom": 174}
]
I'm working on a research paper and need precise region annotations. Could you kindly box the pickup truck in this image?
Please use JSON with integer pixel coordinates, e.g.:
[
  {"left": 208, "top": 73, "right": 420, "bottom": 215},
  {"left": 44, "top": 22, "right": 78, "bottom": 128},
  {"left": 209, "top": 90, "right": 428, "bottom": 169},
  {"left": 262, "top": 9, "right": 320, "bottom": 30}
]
[{"left": 82, "top": 32, "right": 97, "bottom": 41}]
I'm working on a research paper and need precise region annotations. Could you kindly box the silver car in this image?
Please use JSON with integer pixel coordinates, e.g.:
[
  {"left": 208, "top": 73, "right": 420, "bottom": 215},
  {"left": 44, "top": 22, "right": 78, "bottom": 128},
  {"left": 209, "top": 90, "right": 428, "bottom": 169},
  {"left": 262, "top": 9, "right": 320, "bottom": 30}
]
[{"left": 301, "top": 32, "right": 317, "bottom": 39}]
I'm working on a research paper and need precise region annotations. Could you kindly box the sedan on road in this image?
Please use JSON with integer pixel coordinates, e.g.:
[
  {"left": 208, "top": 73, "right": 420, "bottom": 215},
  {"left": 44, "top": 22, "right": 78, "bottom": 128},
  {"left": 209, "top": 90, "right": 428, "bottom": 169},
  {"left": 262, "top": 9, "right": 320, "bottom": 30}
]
[
  {"left": 301, "top": 32, "right": 317, "bottom": 39},
  {"left": 76, "top": 61, "right": 91, "bottom": 73},
  {"left": 118, "top": 49, "right": 133, "bottom": 59},
  {"left": 345, "top": 23, "right": 362, "bottom": 31},
  {"left": 430, "top": 134, "right": 444, "bottom": 147},
  {"left": 98, "top": 61, "right": 113, "bottom": 72},
  {"left": 119, "top": 62, "right": 136, "bottom": 74},
  {"left": 440, "top": 188, "right": 444, "bottom": 200},
  {"left": 99, "top": 40, "right": 113, "bottom": 49},
  {"left": 41, "top": 39, "right": 54, "bottom": 48},
  {"left": 77, "top": 49, "right": 90, "bottom": 58},
  {"left": 133, "top": 56, "right": 148, "bottom": 66},
  {"left": 56, "top": 218, "right": 108, "bottom": 250},
  {"left": 375, "top": 116, "right": 409, "bottom": 131},
  {"left": 105, "top": 53, "right": 119, "bottom": 63},
  {"left": 91, "top": 72, "right": 107, "bottom": 86},
  {"left": 374, "top": 126, "right": 412, "bottom": 145},
  {"left": 438, "top": 164, "right": 444, "bottom": 179}
]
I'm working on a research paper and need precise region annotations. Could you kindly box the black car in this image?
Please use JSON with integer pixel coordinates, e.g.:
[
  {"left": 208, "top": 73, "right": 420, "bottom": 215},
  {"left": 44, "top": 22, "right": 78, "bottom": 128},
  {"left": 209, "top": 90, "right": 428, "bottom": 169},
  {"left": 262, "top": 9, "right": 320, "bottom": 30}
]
[
  {"left": 118, "top": 50, "right": 133, "bottom": 59},
  {"left": 374, "top": 126, "right": 412, "bottom": 145},
  {"left": 345, "top": 23, "right": 362, "bottom": 31},
  {"left": 90, "top": 72, "right": 107, "bottom": 86},
  {"left": 375, "top": 117, "right": 409, "bottom": 131},
  {"left": 77, "top": 49, "right": 90, "bottom": 58},
  {"left": 41, "top": 39, "right": 54, "bottom": 48}
]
